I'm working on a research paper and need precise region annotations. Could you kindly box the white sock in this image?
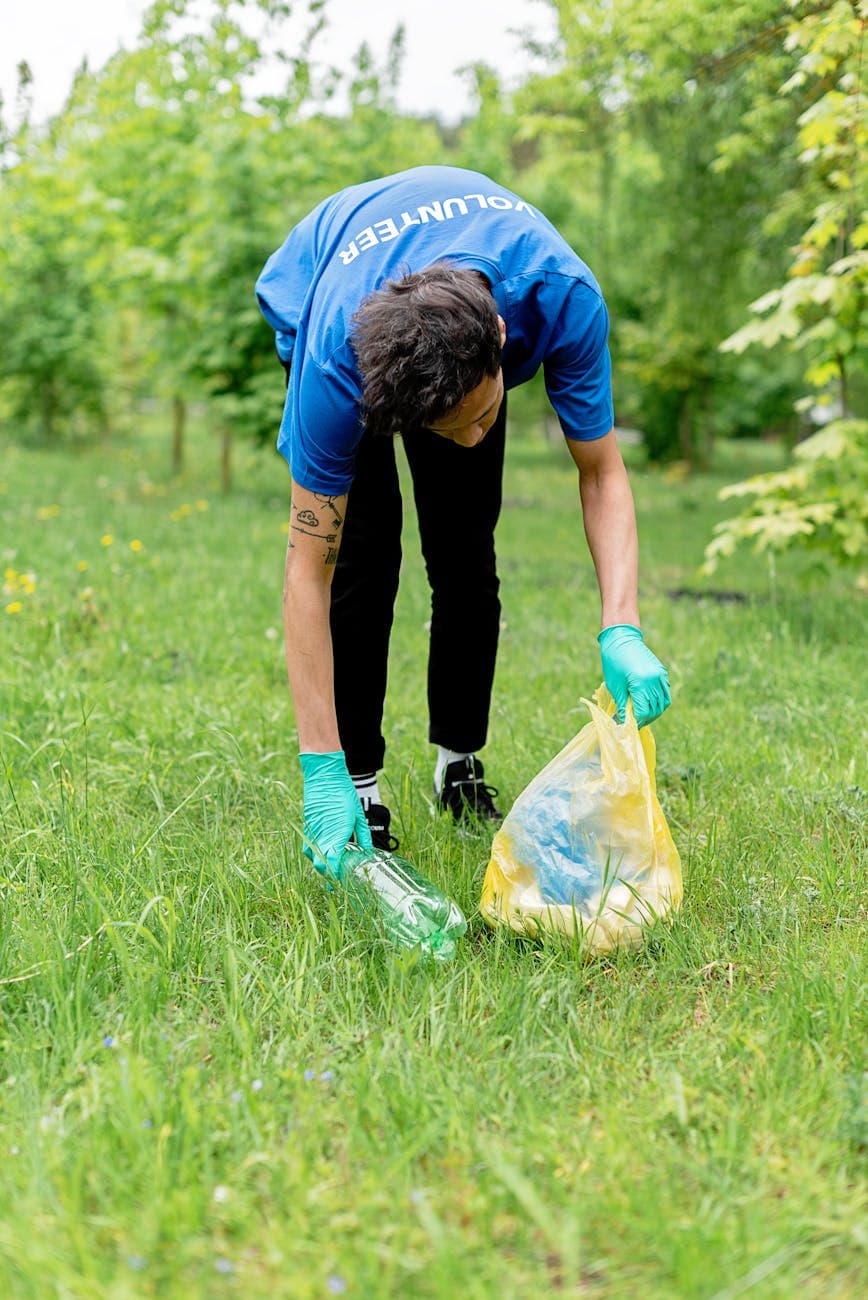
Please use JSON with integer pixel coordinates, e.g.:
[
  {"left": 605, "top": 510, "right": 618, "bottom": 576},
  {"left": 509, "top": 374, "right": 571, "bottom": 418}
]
[
  {"left": 351, "top": 772, "right": 381, "bottom": 809},
  {"left": 434, "top": 747, "right": 473, "bottom": 793}
]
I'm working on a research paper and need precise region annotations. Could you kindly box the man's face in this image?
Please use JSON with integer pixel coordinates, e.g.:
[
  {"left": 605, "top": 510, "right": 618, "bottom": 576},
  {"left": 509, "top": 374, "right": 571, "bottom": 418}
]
[
  {"left": 427, "top": 315, "right": 507, "bottom": 448},
  {"left": 427, "top": 369, "right": 504, "bottom": 447}
]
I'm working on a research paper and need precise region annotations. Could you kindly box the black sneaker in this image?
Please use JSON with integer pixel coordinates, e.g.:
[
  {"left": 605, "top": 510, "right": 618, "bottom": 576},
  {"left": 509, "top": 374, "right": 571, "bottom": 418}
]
[
  {"left": 436, "top": 756, "right": 502, "bottom": 825},
  {"left": 364, "top": 802, "right": 399, "bottom": 852}
]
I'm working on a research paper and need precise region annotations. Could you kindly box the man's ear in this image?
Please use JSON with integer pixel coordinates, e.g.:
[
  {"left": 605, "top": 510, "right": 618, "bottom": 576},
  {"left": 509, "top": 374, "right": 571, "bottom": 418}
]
[{"left": 497, "top": 315, "right": 507, "bottom": 347}]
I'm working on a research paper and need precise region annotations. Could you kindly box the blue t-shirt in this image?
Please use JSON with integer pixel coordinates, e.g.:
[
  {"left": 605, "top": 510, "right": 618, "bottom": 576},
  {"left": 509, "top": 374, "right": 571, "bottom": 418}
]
[{"left": 256, "top": 165, "right": 613, "bottom": 494}]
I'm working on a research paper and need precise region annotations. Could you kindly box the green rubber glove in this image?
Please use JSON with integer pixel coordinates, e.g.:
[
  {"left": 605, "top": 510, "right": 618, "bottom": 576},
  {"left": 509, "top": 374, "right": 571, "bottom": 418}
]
[
  {"left": 598, "top": 624, "right": 671, "bottom": 728},
  {"left": 299, "top": 750, "right": 372, "bottom": 877}
]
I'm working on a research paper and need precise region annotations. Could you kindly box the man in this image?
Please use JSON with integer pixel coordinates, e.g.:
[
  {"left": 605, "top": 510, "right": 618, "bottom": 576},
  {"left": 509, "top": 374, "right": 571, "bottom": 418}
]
[{"left": 256, "top": 165, "right": 670, "bottom": 875}]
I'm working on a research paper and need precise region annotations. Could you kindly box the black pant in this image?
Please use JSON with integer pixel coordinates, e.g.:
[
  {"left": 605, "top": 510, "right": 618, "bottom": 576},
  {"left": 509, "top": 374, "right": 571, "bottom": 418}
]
[{"left": 330, "top": 399, "right": 507, "bottom": 774}]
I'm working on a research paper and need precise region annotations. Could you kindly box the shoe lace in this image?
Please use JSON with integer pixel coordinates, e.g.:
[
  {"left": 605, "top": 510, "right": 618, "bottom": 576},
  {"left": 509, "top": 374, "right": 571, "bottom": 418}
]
[
  {"left": 365, "top": 805, "right": 399, "bottom": 852},
  {"left": 450, "top": 772, "right": 500, "bottom": 813}
]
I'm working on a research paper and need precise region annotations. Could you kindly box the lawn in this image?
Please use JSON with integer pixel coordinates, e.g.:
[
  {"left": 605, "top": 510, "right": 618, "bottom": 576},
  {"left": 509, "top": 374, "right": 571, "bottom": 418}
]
[{"left": 0, "top": 419, "right": 865, "bottom": 1298}]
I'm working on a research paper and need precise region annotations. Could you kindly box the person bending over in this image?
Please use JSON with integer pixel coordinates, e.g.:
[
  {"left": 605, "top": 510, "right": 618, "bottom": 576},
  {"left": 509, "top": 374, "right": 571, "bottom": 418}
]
[{"left": 256, "top": 165, "right": 670, "bottom": 874}]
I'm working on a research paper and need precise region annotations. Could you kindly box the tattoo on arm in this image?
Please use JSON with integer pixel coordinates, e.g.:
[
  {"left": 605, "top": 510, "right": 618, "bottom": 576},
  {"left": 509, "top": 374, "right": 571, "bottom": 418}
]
[{"left": 290, "top": 493, "right": 345, "bottom": 565}]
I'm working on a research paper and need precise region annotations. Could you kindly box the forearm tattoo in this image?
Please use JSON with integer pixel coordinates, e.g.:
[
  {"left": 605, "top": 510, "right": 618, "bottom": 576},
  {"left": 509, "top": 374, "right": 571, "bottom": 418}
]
[{"left": 290, "top": 494, "right": 344, "bottom": 565}]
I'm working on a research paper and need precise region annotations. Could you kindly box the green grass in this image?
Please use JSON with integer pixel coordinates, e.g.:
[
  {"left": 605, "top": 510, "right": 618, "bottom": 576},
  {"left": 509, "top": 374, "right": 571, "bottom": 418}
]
[{"left": 1, "top": 419, "right": 865, "bottom": 1298}]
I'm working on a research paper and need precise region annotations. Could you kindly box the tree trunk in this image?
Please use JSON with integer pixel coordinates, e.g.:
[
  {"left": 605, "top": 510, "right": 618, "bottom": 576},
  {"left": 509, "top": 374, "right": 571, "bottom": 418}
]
[
  {"left": 678, "top": 390, "right": 694, "bottom": 467},
  {"left": 220, "top": 426, "right": 233, "bottom": 493},
  {"left": 697, "top": 377, "right": 713, "bottom": 472},
  {"left": 838, "top": 352, "right": 849, "bottom": 417},
  {"left": 171, "top": 396, "right": 186, "bottom": 473},
  {"left": 41, "top": 380, "right": 57, "bottom": 441}
]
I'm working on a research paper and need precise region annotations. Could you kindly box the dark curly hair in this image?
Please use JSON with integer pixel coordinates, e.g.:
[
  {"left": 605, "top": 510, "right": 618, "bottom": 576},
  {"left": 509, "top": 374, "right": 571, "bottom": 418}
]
[{"left": 350, "top": 262, "right": 502, "bottom": 435}]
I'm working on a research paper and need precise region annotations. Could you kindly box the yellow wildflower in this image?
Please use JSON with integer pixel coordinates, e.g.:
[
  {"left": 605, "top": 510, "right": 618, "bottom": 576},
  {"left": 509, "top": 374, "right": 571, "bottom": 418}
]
[
  {"left": 36, "top": 504, "right": 61, "bottom": 520},
  {"left": 100, "top": 534, "right": 114, "bottom": 547},
  {"left": 76, "top": 561, "right": 89, "bottom": 572},
  {"left": 4, "top": 568, "right": 17, "bottom": 583},
  {"left": 130, "top": 539, "right": 143, "bottom": 552},
  {"left": 5, "top": 602, "right": 22, "bottom": 614},
  {"left": 196, "top": 500, "right": 209, "bottom": 512}
]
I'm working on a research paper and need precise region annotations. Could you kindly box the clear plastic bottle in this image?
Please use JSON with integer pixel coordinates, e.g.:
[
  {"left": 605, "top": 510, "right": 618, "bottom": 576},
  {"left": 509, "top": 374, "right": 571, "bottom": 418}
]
[{"left": 338, "top": 844, "right": 467, "bottom": 961}]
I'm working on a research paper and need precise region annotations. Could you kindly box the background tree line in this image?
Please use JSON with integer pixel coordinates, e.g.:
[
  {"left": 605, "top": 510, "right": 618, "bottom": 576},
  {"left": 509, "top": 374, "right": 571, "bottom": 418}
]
[{"left": 1, "top": 0, "right": 865, "bottom": 562}]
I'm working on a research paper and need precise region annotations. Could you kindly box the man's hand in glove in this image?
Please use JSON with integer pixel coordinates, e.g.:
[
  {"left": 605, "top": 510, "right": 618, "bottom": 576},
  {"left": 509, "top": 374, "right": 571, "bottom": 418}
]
[
  {"left": 598, "top": 624, "right": 671, "bottom": 727},
  {"left": 299, "top": 750, "right": 372, "bottom": 876}
]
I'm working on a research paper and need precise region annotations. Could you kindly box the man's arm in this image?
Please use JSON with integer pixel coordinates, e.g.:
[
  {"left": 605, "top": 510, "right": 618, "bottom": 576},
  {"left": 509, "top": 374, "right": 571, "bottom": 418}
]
[
  {"left": 565, "top": 428, "right": 639, "bottom": 629},
  {"left": 565, "top": 430, "right": 671, "bottom": 725},
  {"left": 283, "top": 478, "right": 346, "bottom": 751},
  {"left": 283, "top": 478, "right": 372, "bottom": 871}
]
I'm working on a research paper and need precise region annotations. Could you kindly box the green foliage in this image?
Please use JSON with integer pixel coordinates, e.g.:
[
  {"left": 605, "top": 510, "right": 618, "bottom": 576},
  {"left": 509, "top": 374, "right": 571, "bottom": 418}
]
[
  {"left": 703, "top": 417, "right": 868, "bottom": 571},
  {"left": 710, "top": 0, "right": 867, "bottom": 570},
  {"left": 2, "top": 0, "right": 863, "bottom": 478},
  {"left": 0, "top": 0, "right": 441, "bottom": 465},
  {"left": 1, "top": 428, "right": 865, "bottom": 1295},
  {"left": 0, "top": 141, "right": 115, "bottom": 439},
  {"left": 721, "top": 0, "right": 868, "bottom": 402},
  {"left": 514, "top": 0, "right": 807, "bottom": 465}
]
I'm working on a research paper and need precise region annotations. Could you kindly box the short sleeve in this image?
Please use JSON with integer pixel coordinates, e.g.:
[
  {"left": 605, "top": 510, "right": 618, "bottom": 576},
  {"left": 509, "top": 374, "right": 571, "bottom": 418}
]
[
  {"left": 277, "top": 354, "right": 363, "bottom": 495},
  {"left": 543, "top": 285, "right": 614, "bottom": 441},
  {"left": 255, "top": 198, "right": 331, "bottom": 364}
]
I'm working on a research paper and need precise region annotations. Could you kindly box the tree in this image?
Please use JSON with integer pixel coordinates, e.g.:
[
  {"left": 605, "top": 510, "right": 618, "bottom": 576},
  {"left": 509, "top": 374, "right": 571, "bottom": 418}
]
[
  {"left": 513, "top": 0, "right": 810, "bottom": 464},
  {"left": 0, "top": 113, "right": 117, "bottom": 440},
  {"left": 706, "top": 0, "right": 867, "bottom": 574}
]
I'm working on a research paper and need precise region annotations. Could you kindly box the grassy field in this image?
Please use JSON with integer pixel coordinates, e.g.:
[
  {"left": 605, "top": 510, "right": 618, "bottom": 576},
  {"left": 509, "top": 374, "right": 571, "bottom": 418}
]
[{"left": 0, "top": 419, "right": 865, "bottom": 1298}]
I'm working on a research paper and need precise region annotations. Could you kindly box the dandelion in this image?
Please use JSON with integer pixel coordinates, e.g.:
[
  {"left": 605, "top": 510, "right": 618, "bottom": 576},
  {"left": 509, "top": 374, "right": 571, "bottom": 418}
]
[
  {"left": 5, "top": 602, "right": 22, "bottom": 615},
  {"left": 196, "top": 500, "right": 209, "bottom": 512},
  {"left": 130, "top": 540, "right": 143, "bottom": 553},
  {"left": 3, "top": 568, "right": 16, "bottom": 583},
  {"left": 100, "top": 534, "right": 114, "bottom": 547},
  {"left": 36, "top": 504, "right": 61, "bottom": 519},
  {"left": 76, "top": 561, "right": 89, "bottom": 572},
  {"left": 264, "top": 627, "right": 278, "bottom": 641},
  {"left": 21, "top": 581, "right": 36, "bottom": 595}
]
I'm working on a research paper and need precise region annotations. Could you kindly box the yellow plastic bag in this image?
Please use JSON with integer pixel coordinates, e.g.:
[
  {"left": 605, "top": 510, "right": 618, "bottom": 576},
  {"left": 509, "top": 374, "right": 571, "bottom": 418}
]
[{"left": 481, "top": 686, "right": 682, "bottom": 954}]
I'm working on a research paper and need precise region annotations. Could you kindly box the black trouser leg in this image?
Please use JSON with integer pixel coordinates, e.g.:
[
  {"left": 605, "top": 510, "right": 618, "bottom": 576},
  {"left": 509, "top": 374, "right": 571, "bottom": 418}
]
[
  {"left": 403, "top": 398, "right": 507, "bottom": 754},
  {"left": 330, "top": 433, "right": 402, "bottom": 774}
]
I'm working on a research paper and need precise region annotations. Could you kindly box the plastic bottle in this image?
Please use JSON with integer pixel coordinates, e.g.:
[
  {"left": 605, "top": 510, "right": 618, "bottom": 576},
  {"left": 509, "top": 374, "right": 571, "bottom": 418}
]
[{"left": 337, "top": 844, "right": 467, "bottom": 961}]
